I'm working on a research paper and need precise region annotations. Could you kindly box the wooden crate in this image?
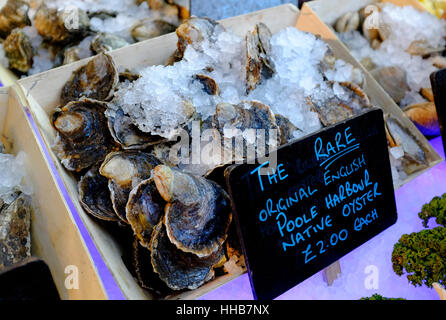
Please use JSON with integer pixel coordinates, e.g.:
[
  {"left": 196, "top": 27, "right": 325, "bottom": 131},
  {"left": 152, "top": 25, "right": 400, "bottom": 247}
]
[
  {"left": 0, "top": 86, "right": 111, "bottom": 299},
  {"left": 16, "top": 3, "right": 441, "bottom": 299}
]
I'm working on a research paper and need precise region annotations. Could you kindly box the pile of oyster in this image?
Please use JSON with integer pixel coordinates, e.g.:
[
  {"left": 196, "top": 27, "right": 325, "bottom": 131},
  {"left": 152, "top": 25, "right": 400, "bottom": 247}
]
[
  {"left": 50, "top": 17, "right": 430, "bottom": 296},
  {"left": 334, "top": 3, "right": 446, "bottom": 137},
  {"left": 0, "top": 0, "right": 187, "bottom": 76},
  {"left": 0, "top": 142, "right": 32, "bottom": 270}
]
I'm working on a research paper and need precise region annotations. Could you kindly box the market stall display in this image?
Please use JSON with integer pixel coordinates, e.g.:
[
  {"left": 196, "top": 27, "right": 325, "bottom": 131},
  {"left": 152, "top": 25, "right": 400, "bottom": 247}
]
[
  {"left": 15, "top": 3, "right": 442, "bottom": 299},
  {"left": 306, "top": 0, "right": 445, "bottom": 138},
  {"left": 0, "top": 0, "right": 190, "bottom": 85}
]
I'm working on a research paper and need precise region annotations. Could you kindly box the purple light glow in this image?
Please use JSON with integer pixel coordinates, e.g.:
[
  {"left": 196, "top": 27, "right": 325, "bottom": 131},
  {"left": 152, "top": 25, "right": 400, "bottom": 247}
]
[{"left": 200, "top": 137, "right": 446, "bottom": 300}]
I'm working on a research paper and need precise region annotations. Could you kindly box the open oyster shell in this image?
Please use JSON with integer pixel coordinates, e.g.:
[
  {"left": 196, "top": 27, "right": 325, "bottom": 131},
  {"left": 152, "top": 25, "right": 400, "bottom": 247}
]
[
  {"left": 153, "top": 165, "right": 232, "bottom": 258},
  {"left": 131, "top": 18, "right": 176, "bottom": 42},
  {"left": 61, "top": 53, "right": 119, "bottom": 105},
  {"left": 51, "top": 99, "right": 117, "bottom": 172}
]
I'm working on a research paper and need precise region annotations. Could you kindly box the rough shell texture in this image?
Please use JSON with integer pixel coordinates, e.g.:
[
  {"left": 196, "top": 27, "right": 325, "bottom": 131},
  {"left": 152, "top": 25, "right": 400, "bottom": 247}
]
[
  {"left": 4, "top": 28, "right": 33, "bottom": 73},
  {"left": 154, "top": 165, "right": 232, "bottom": 258},
  {"left": 335, "top": 11, "right": 360, "bottom": 33},
  {"left": 309, "top": 82, "right": 372, "bottom": 127},
  {"left": 0, "top": 192, "right": 32, "bottom": 269},
  {"left": 126, "top": 178, "right": 165, "bottom": 248},
  {"left": 99, "top": 151, "right": 161, "bottom": 223},
  {"left": 193, "top": 74, "right": 219, "bottom": 96},
  {"left": 245, "top": 30, "right": 262, "bottom": 94},
  {"left": 176, "top": 17, "right": 219, "bottom": 58},
  {"left": 61, "top": 53, "right": 119, "bottom": 105},
  {"left": 275, "top": 114, "right": 300, "bottom": 145},
  {"left": 0, "top": 0, "right": 31, "bottom": 38},
  {"left": 131, "top": 19, "right": 176, "bottom": 42},
  {"left": 51, "top": 99, "right": 117, "bottom": 172},
  {"left": 150, "top": 221, "right": 222, "bottom": 290},
  {"left": 385, "top": 115, "right": 428, "bottom": 174},
  {"left": 78, "top": 164, "right": 118, "bottom": 222},
  {"left": 371, "top": 66, "right": 409, "bottom": 104},
  {"left": 131, "top": 237, "right": 171, "bottom": 295},
  {"left": 34, "top": 3, "right": 89, "bottom": 43},
  {"left": 256, "top": 22, "right": 275, "bottom": 78},
  {"left": 107, "top": 107, "right": 165, "bottom": 150},
  {"left": 90, "top": 33, "right": 129, "bottom": 54},
  {"left": 404, "top": 102, "right": 440, "bottom": 137}
]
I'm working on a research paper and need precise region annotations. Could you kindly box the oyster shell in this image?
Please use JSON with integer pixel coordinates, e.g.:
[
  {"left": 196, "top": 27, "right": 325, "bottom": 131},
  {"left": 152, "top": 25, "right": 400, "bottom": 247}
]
[
  {"left": 153, "top": 165, "right": 232, "bottom": 258},
  {"left": 131, "top": 19, "right": 176, "bottom": 42},
  {"left": 107, "top": 107, "right": 166, "bottom": 150},
  {"left": 0, "top": 0, "right": 31, "bottom": 38},
  {"left": 3, "top": 28, "right": 33, "bottom": 73},
  {"left": 90, "top": 33, "right": 129, "bottom": 54},
  {"left": 150, "top": 221, "right": 223, "bottom": 290},
  {"left": 275, "top": 114, "right": 300, "bottom": 145},
  {"left": 119, "top": 70, "right": 141, "bottom": 83},
  {"left": 245, "top": 29, "right": 262, "bottom": 94},
  {"left": 34, "top": 3, "right": 90, "bottom": 43},
  {"left": 371, "top": 66, "right": 409, "bottom": 104},
  {"left": 193, "top": 74, "right": 219, "bottom": 95},
  {"left": 176, "top": 17, "right": 219, "bottom": 58},
  {"left": 256, "top": 22, "right": 275, "bottom": 78},
  {"left": 406, "top": 40, "right": 445, "bottom": 58},
  {"left": 99, "top": 151, "right": 161, "bottom": 223},
  {"left": 385, "top": 115, "right": 428, "bottom": 174},
  {"left": 131, "top": 237, "right": 171, "bottom": 295},
  {"left": 0, "top": 192, "right": 32, "bottom": 269},
  {"left": 126, "top": 178, "right": 165, "bottom": 248},
  {"left": 61, "top": 53, "right": 119, "bottom": 105},
  {"left": 308, "top": 82, "right": 372, "bottom": 127},
  {"left": 78, "top": 164, "right": 118, "bottom": 222},
  {"left": 335, "top": 11, "right": 360, "bottom": 33},
  {"left": 404, "top": 102, "right": 440, "bottom": 137},
  {"left": 51, "top": 99, "right": 117, "bottom": 172}
]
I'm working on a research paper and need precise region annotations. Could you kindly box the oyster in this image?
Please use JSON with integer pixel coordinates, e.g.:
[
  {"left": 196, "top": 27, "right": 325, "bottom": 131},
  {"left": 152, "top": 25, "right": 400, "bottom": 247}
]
[
  {"left": 61, "top": 53, "right": 119, "bottom": 105},
  {"left": 404, "top": 102, "right": 440, "bottom": 137},
  {"left": 99, "top": 151, "right": 161, "bottom": 223},
  {"left": 51, "top": 99, "right": 117, "bottom": 172},
  {"left": 131, "top": 237, "right": 170, "bottom": 295},
  {"left": 335, "top": 11, "right": 360, "bottom": 33},
  {"left": 371, "top": 66, "right": 409, "bottom": 104},
  {"left": 119, "top": 70, "right": 141, "bottom": 83},
  {"left": 78, "top": 164, "right": 118, "bottom": 222},
  {"left": 275, "top": 114, "right": 300, "bottom": 145},
  {"left": 406, "top": 40, "right": 445, "bottom": 58},
  {"left": 3, "top": 28, "right": 33, "bottom": 73},
  {"left": 90, "top": 33, "right": 129, "bottom": 54},
  {"left": 308, "top": 82, "right": 372, "bottom": 127},
  {"left": 150, "top": 221, "right": 223, "bottom": 290},
  {"left": 385, "top": 115, "right": 428, "bottom": 174},
  {"left": 126, "top": 178, "right": 165, "bottom": 248},
  {"left": 0, "top": 0, "right": 31, "bottom": 38},
  {"left": 0, "top": 192, "right": 32, "bottom": 269},
  {"left": 193, "top": 74, "right": 219, "bottom": 95},
  {"left": 176, "top": 17, "right": 219, "bottom": 57},
  {"left": 107, "top": 107, "right": 166, "bottom": 150},
  {"left": 153, "top": 165, "right": 232, "bottom": 258},
  {"left": 34, "top": 3, "right": 90, "bottom": 43},
  {"left": 256, "top": 22, "right": 275, "bottom": 78},
  {"left": 131, "top": 19, "right": 176, "bottom": 42}
]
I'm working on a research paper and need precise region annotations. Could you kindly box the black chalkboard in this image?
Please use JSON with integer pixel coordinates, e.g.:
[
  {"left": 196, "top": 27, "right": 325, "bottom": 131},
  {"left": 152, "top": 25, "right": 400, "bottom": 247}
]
[
  {"left": 225, "top": 109, "right": 398, "bottom": 300},
  {"left": 430, "top": 69, "right": 446, "bottom": 150}
]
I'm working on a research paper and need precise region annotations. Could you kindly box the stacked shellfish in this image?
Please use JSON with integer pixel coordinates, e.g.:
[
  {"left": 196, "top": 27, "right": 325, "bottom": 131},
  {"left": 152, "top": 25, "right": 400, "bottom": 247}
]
[
  {"left": 51, "top": 50, "right": 240, "bottom": 294},
  {"left": 50, "top": 16, "right": 431, "bottom": 296},
  {"left": 333, "top": 3, "right": 446, "bottom": 137},
  {"left": 0, "top": 0, "right": 187, "bottom": 76}
]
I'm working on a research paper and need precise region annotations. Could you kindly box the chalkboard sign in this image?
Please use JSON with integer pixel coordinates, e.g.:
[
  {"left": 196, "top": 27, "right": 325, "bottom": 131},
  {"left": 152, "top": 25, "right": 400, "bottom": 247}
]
[
  {"left": 225, "top": 109, "right": 397, "bottom": 300},
  {"left": 431, "top": 69, "right": 446, "bottom": 150}
]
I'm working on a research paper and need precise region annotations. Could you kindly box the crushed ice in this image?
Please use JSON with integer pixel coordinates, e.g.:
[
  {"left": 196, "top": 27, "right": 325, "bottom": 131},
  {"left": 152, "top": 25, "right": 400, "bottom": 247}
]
[{"left": 0, "top": 151, "right": 31, "bottom": 203}]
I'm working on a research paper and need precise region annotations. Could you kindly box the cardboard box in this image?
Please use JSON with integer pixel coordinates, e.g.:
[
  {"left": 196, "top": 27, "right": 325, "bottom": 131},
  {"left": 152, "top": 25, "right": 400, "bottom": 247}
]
[
  {"left": 0, "top": 86, "right": 110, "bottom": 299},
  {"left": 16, "top": 3, "right": 442, "bottom": 299}
]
